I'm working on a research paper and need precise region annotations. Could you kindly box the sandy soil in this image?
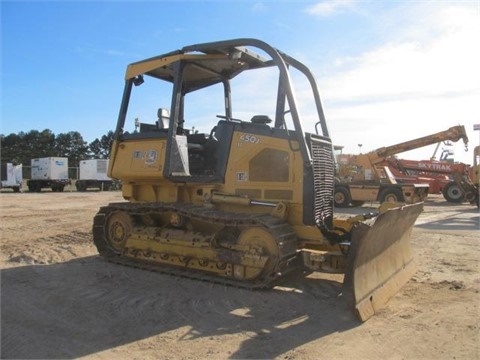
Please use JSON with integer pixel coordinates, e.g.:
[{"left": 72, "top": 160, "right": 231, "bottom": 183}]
[{"left": 1, "top": 190, "right": 479, "bottom": 360}]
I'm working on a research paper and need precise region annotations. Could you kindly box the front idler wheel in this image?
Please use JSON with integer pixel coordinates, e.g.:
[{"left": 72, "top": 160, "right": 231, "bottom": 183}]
[
  {"left": 106, "top": 211, "right": 132, "bottom": 254},
  {"left": 234, "top": 227, "right": 279, "bottom": 281}
]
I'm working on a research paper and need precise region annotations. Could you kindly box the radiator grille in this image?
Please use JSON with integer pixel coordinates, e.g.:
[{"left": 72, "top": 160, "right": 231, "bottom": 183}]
[{"left": 309, "top": 136, "right": 334, "bottom": 231}]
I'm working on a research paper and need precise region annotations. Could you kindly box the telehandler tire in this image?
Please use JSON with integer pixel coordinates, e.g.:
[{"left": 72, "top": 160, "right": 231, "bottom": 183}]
[
  {"left": 334, "top": 186, "right": 351, "bottom": 207},
  {"left": 379, "top": 188, "right": 404, "bottom": 203},
  {"left": 442, "top": 181, "right": 464, "bottom": 203}
]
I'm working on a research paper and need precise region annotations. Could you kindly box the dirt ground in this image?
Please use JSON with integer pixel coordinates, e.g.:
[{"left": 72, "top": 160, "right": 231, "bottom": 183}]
[{"left": 0, "top": 189, "right": 478, "bottom": 360}]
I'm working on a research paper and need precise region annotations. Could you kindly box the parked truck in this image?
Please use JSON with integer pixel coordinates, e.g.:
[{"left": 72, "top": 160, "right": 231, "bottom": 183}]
[
  {"left": 75, "top": 159, "right": 119, "bottom": 191},
  {"left": 27, "top": 157, "right": 71, "bottom": 192},
  {"left": 0, "top": 163, "right": 23, "bottom": 192},
  {"left": 334, "top": 125, "right": 468, "bottom": 207}
]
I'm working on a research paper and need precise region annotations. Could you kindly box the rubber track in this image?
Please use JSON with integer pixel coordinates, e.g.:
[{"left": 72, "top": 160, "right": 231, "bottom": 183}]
[{"left": 92, "top": 202, "right": 300, "bottom": 289}]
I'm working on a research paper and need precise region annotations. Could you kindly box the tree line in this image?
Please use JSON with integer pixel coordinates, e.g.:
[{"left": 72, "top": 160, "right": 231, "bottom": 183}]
[{"left": 0, "top": 129, "right": 114, "bottom": 167}]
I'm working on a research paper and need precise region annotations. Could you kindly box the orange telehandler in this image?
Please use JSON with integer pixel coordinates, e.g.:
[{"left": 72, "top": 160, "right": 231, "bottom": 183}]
[
  {"left": 472, "top": 146, "right": 480, "bottom": 207},
  {"left": 382, "top": 157, "right": 476, "bottom": 204},
  {"left": 334, "top": 125, "right": 469, "bottom": 207}
]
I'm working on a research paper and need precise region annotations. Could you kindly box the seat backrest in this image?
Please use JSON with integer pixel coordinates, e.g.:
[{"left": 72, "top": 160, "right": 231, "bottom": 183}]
[
  {"left": 251, "top": 115, "right": 272, "bottom": 124},
  {"left": 157, "top": 108, "right": 170, "bottom": 129}
]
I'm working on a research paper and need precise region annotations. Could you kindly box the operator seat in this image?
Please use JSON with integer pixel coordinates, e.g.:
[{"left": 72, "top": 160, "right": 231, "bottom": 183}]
[
  {"left": 251, "top": 115, "right": 272, "bottom": 124},
  {"left": 157, "top": 108, "right": 170, "bottom": 129}
]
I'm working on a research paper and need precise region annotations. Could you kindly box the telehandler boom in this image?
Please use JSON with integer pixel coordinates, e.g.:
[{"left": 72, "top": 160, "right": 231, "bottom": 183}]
[{"left": 93, "top": 39, "right": 423, "bottom": 321}]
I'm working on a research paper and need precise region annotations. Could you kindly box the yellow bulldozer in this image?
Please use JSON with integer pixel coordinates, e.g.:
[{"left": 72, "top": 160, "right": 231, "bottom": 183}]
[{"left": 93, "top": 38, "right": 423, "bottom": 321}]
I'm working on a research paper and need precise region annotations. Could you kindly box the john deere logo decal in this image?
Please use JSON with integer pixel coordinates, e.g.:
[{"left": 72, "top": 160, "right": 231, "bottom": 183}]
[{"left": 145, "top": 150, "right": 158, "bottom": 165}]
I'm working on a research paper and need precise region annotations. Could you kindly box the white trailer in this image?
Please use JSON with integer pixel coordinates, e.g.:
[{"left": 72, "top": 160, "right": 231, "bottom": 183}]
[
  {"left": 0, "top": 163, "right": 23, "bottom": 192},
  {"left": 75, "top": 159, "right": 118, "bottom": 191},
  {"left": 27, "top": 157, "right": 71, "bottom": 192}
]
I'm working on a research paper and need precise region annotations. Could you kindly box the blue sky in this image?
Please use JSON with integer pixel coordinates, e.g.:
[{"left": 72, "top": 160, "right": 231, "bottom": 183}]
[{"left": 1, "top": 0, "right": 479, "bottom": 165}]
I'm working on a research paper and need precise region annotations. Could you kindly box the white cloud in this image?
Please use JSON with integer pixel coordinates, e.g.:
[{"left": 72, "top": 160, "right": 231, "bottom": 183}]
[
  {"left": 326, "top": 6, "right": 480, "bottom": 99},
  {"left": 306, "top": 0, "right": 357, "bottom": 17},
  {"left": 251, "top": 2, "right": 268, "bottom": 13},
  {"left": 315, "top": 3, "right": 480, "bottom": 165},
  {"left": 105, "top": 49, "right": 125, "bottom": 56}
]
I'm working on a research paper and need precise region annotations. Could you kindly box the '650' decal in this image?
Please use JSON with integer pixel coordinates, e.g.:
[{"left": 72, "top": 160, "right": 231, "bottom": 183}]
[{"left": 239, "top": 134, "right": 260, "bottom": 144}]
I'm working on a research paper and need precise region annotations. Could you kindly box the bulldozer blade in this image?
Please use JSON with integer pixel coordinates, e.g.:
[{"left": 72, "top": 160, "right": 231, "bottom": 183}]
[{"left": 342, "top": 202, "right": 423, "bottom": 321}]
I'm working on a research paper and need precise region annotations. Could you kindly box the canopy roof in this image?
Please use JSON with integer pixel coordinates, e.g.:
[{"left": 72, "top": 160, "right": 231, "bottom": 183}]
[{"left": 125, "top": 43, "right": 274, "bottom": 93}]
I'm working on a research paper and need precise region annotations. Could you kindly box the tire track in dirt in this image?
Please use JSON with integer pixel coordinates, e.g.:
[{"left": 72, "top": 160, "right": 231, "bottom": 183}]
[
  {"left": 1, "top": 253, "right": 356, "bottom": 359},
  {"left": 2, "top": 192, "right": 479, "bottom": 359},
  {"left": 2, "top": 231, "right": 95, "bottom": 265}
]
